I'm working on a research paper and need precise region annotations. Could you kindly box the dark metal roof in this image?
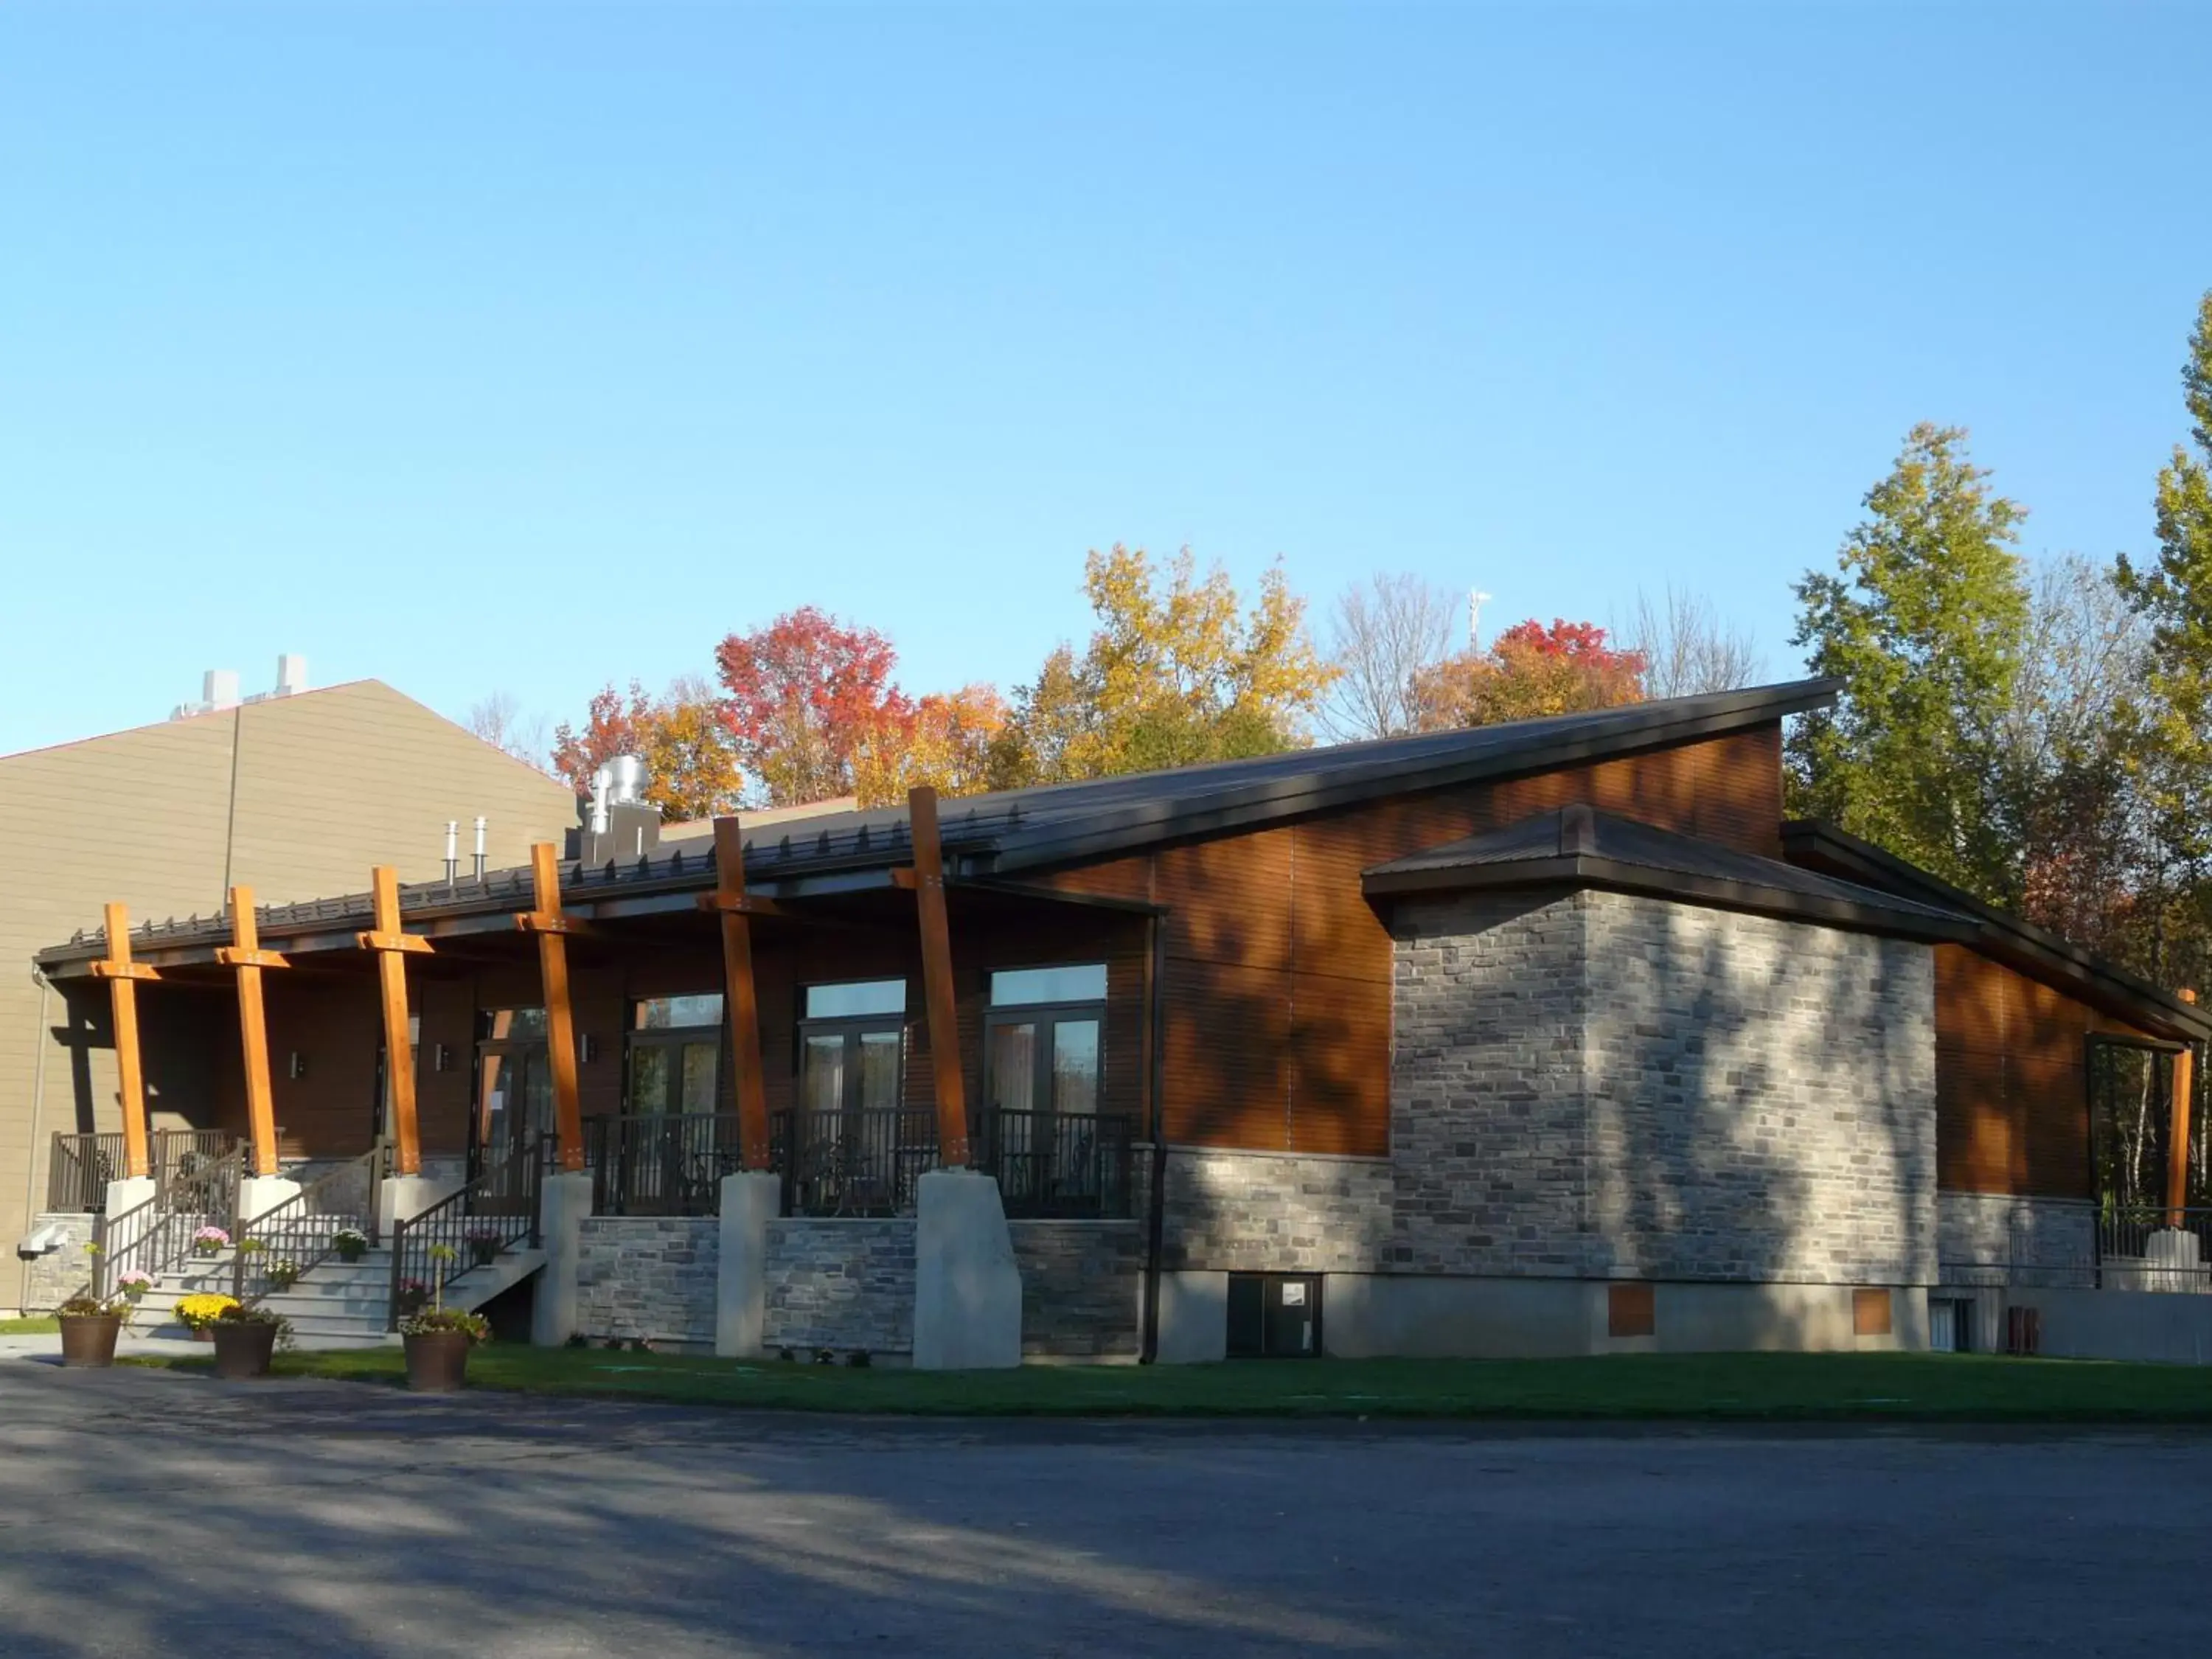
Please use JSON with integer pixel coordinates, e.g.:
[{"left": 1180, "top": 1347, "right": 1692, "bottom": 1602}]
[
  {"left": 1781, "top": 818, "right": 2212, "bottom": 1043},
  {"left": 1364, "top": 803, "right": 1975, "bottom": 942},
  {"left": 35, "top": 678, "right": 1839, "bottom": 973}
]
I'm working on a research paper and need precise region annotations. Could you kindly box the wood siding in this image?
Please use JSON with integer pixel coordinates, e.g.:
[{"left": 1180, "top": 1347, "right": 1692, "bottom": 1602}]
[
  {"left": 1044, "top": 723, "right": 1786, "bottom": 1154},
  {"left": 1935, "top": 945, "right": 2154, "bottom": 1198}
]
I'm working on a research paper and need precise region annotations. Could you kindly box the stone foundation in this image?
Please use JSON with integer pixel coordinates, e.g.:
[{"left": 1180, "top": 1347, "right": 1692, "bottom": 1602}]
[
  {"left": 1010, "top": 1221, "right": 1143, "bottom": 1357},
  {"left": 1936, "top": 1191, "right": 2097, "bottom": 1288},
  {"left": 21, "top": 1213, "right": 96, "bottom": 1311},
  {"left": 1161, "top": 1149, "right": 1392, "bottom": 1274},
  {"left": 575, "top": 1217, "right": 719, "bottom": 1346},
  {"left": 762, "top": 1219, "right": 916, "bottom": 1357}
]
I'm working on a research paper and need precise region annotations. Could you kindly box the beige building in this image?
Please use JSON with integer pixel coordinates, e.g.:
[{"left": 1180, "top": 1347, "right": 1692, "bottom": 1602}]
[{"left": 3, "top": 662, "right": 577, "bottom": 1312}]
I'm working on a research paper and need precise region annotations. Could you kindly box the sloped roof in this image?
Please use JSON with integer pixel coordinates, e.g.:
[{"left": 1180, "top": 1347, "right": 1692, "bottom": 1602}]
[
  {"left": 36, "top": 678, "right": 1839, "bottom": 970},
  {"left": 1364, "top": 803, "right": 1976, "bottom": 942},
  {"left": 1781, "top": 818, "right": 2212, "bottom": 1043}
]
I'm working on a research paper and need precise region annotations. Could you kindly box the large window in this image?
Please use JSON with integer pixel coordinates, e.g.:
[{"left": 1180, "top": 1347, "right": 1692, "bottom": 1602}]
[
  {"left": 984, "top": 962, "right": 1119, "bottom": 1215},
  {"left": 605, "top": 994, "right": 728, "bottom": 1216},
  {"left": 627, "top": 995, "right": 723, "bottom": 1118}
]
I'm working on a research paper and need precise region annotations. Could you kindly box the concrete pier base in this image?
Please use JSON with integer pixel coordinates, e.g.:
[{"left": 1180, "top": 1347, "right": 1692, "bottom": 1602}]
[
  {"left": 715, "top": 1171, "right": 782, "bottom": 1357},
  {"left": 911, "top": 1169, "right": 1021, "bottom": 1370},
  {"left": 529, "top": 1171, "right": 595, "bottom": 1346}
]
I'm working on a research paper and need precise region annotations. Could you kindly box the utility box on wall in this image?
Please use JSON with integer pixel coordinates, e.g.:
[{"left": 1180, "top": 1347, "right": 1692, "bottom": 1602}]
[{"left": 1227, "top": 1273, "right": 1322, "bottom": 1358}]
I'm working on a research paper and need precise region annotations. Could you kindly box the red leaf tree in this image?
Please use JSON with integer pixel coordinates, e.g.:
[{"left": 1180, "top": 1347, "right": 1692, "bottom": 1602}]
[
  {"left": 1413, "top": 619, "right": 1646, "bottom": 729},
  {"left": 714, "top": 607, "right": 914, "bottom": 806}
]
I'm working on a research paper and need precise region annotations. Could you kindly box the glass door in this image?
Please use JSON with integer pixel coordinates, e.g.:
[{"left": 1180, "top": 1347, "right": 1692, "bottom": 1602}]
[
  {"left": 473, "top": 1007, "right": 549, "bottom": 1213},
  {"left": 793, "top": 979, "right": 910, "bottom": 1214}
]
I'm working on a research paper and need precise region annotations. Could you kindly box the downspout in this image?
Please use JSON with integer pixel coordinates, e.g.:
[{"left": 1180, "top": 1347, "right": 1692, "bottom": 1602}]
[
  {"left": 17, "top": 970, "right": 55, "bottom": 1314},
  {"left": 1140, "top": 909, "right": 1169, "bottom": 1364}
]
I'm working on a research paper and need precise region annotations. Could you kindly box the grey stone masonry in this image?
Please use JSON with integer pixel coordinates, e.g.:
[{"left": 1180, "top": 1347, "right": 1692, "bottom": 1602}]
[
  {"left": 1938, "top": 1191, "right": 2098, "bottom": 1288},
  {"left": 22, "top": 1213, "right": 95, "bottom": 1312},
  {"left": 762, "top": 1219, "right": 916, "bottom": 1356},
  {"left": 1010, "top": 1222, "right": 1144, "bottom": 1357},
  {"left": 1161, "top": 1150, "right": 1394, "bottom": 1274},
  {"left": 1391, "top": 888, "right": 1938, "bottom": 1287},
  {"left": 576, "top": 1217, "right": 719, "bottom": 1345}
]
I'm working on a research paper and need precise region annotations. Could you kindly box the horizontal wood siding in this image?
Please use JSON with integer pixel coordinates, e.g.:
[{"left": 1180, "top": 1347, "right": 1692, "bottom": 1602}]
[{"left": 1935, "top": 945, "right": 2152, "bottom": 1197}]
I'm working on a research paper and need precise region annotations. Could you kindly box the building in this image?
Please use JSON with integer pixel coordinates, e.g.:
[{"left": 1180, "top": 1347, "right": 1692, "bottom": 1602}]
[
  {"left": 23, "top": 678, "right": 2211, "bottom": 1361},
  {"left": 4, "top": 663, "right": 579, "bottom": 1312}
]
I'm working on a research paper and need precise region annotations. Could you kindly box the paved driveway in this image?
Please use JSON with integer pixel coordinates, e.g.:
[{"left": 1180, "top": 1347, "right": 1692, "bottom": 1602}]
[{"left": 3, "top": 1353, "right": 2208, "bottom": 1658}]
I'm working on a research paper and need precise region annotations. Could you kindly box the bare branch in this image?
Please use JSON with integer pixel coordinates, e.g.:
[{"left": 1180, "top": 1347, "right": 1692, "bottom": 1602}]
[
  {"left": 1615, "top": 585, "right": 1766, "bottom": 699},
  {"left": 1320, "top": 572, "right": 1459, "bottom": 740}
]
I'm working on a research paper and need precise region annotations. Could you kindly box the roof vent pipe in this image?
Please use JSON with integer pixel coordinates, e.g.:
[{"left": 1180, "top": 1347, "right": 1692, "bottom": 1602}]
[
  {"left": 444, "top": 820, "right": 459, "bottom": 887},
  {"left": 472, "top": 817, "right": 487, "bottom": 882}
]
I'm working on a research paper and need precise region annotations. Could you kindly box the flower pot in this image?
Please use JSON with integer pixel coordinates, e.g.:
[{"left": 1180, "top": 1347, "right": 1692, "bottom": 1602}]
[
  {"left": 469, "top": 1240, "right": 499, "bottom": 1267},
  {"left": 190, "top": 1326, "right": 213, "bottom": 1343},
  {"left": 211, "top": 1321, "right": 279, "bottom": 1380},
  {"left": 403, "top": 1329, "right": 473, "bottom": 1393},
  {"left": 58, "top": 1313, "right": 121, "bottom": 1368},
  {"left": 333, "top": 1241, "right": 366, "bottom": 1263}
]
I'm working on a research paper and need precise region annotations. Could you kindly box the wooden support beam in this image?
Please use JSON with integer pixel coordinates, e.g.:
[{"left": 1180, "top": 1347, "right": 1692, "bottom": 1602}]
[
  {"left": 355, "top": 931, "right": 434, "bottom": 955},
  {"left": 694, "top": 891, "right": 800, "bottom": 921},
  {"left": 711, "top": 818, "right": 773, "bottom": 1171},
  {"left": 215, "top": 946, "right": 292, "bottom": 970},
  {"left": 100, "top": 904, "right": 153, "bottom": 1180},
  {"left": 227, "top": 886, "right": 282, "bottom": 1178},
  {"left": 2168, "top": 989, "right": 2199, "bottom": 1225},
  {"left": 908, "top": 786, "right": 970, "bottom": 1168},
  {"left": 361, "top": 866, "right": 423, "bottom": 1178},
  {"left": 88, "top": 959, "right": 162, "bottom": 982},
  {"left": 531, "top": 844, "right": 587, "bottom": 1172}
]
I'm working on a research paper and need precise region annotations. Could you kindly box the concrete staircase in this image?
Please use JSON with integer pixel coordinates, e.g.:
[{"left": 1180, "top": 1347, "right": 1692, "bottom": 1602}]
[{"left": 134, "top": 1245, "right": 548, "bottom": 1351}]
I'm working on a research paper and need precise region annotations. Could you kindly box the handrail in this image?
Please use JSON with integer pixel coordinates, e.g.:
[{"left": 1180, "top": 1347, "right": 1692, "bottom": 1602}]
[
  {"left": 234, "top": 1144, "right": 388, "bottom": 1304},
  {"left": 388, "top": 1135, "right": 543, "bottom": 1329},
  {"left": 94, "top": 1144, "right": 246, "bottom": 1295}
]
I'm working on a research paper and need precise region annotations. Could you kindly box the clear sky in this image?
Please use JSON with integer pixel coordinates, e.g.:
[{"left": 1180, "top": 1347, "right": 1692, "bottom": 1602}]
[{"left": 3, "top": 1, "right": 2208, "bottom": 758}]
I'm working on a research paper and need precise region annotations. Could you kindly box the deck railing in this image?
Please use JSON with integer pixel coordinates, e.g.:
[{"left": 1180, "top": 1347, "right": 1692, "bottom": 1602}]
[
  {"left": 2095, "top": 1206, "right": 2212, "bottom": 1293},
  {"left": 94, "top": 1143, "right": 246, "bottom": 1295},
  {"left": 975, "top": 1108, "right": 1136, "bottom": 1220},
  {"left": 389, "top": 1135, "right": 543, "bottom": 1327},
  {"left": 773, "top": 1107, "right": 942, "bottom": 1217},
  {"left": 585, "top": 1113, "right": 744, "bottom": 1217},
  {"left": 234, "top": 1146, "right": 386, "bottom": 1303},
  {"left": 46, "top": 1129, "right": 238, "bottom": 1214}
]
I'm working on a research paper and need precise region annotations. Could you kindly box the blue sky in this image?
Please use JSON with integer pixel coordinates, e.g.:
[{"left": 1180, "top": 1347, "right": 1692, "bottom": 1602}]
[{"left": 3, "top": 1, "right": 2208, "bottom": 757}]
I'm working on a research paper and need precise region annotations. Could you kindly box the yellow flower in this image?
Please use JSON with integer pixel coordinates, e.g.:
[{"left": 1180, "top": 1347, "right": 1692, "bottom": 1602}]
[{"left": 175, "top": 1293, "right": 239, "bottom": 1329}]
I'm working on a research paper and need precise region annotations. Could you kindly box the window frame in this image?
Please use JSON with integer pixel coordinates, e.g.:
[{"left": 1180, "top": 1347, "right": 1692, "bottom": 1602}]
[{"left": 625, "top": 996, "right": 724, "bottom": 1119}]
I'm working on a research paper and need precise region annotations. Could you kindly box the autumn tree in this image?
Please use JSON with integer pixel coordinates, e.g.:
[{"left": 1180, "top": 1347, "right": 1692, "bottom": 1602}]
[
  {"left": 550, "top": 676, "right": 743, "bottom": 820},
  {"left": 995, "top": 546, "right": 1337, "bottom": 785},
  {"left": 1787, "top": 423, "right": 2031, "bottom": 902},
  {"left": 714, "top": 607, "right": 912, "bottom": 807},
  {"left": 1320, "top": 572, "right": 1460, "bottom": 740},
  {"left": 1411, "top": 619, "right": 1646, "bottom": 730},
  {"left": 852, "top": 683, "right": 1011, "bottom": 807}
]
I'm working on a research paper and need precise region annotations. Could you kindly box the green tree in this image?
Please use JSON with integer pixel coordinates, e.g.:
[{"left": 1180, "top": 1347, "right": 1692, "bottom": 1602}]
[
  {"left": 1787, "top": 423, "right": 2031, "bottom": 900},
  {"left": 2116, "top": 290, "right": 2212, "bottom": 987},
  {"left": 995, "top": 546, "right": 1337, "bottom": 785}
]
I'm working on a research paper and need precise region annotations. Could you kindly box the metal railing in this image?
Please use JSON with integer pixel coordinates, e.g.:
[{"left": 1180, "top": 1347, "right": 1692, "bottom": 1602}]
[
  {"left": 975, "top": 1109, "right": 1136, "bottom": 1220},
  {"left": 2094, "top": 1206, "right": 2212, "bottom": 1293},
  {"left": 586, "top": 1113, "right": 744, "bottom": 1217},
  {"left": 233, "top": 1146, "right": 387, "bottom": 1303},
  {"left": 388, "top": 1135, "right": 543, "bottom": 1328},
  {"left": 774, "top": 1107, "right": 942, "bottom": 1217},
  {"left": 94, "top": 1143, "right": 246, "bottom": 1295},
  {"left": 46, "top": 1129, "right": 237, "bottom": 1214}
]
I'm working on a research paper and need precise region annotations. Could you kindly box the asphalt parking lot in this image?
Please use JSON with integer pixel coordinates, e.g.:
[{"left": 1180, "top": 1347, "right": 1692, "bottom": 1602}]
[{"left": 4, "top": 1353, "right": 2209, "bottom": 1658}]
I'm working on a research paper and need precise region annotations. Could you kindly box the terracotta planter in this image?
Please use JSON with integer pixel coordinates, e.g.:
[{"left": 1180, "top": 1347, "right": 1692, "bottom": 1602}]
[
  {"left": 211, "top": 1320, "right": 279, "bottom": 1380},
  {"left": 58, "top": 1313, "right": 121, "bottom": 1368},
  {"left": 190, "top": 1326, "right": 214, "bottom": 1343},
  {"left": 404, "top": 1329, "right": 473, "bottom": 1392}
]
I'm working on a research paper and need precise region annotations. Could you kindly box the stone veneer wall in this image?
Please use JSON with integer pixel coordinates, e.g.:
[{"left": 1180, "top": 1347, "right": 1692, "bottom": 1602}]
[
  {"left": 1160, "top": 1150, "right": 1393, "bottom": 1274},
  {"left": 1010, "top": 1222, "right": 1144, "bottom": 1357},
  {"left": 762, "top": 1219, "right": 916, "bottom": 1356},
  {"left": 22, "top": 1213, "right": 96, "bottom": 1312},
  {"left": 1936, "top": 1191, "right": 2098, "bottom": 1288},
  {"left": 576, "top": 1217, "right": 719, "bottom": 1344},
  {"left": 1391, "top": 888, "right": 1938, "bottom": 1287}
]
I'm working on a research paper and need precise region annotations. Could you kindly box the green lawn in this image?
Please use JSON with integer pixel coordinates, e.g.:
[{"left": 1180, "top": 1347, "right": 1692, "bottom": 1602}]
[
  {"left": 122, "top": 1346, "right": 2212, "bottom": 1422},
  {"left": 0, "top": 1315, "right": 59, "bottom": 1335}
]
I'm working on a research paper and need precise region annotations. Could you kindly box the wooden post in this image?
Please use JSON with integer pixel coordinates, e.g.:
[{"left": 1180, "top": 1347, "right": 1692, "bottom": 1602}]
[
  {"left": 521, "top": 844, "right": 587, "bottom": 1172},
  {"left": 706, "top": 816, "right": 773, "bottom": 1171},
  {"left": 90, "top": 903, "right": 156, "bottom": 1180},
  {"left": 2168, "top": 989, "right": 2199, "bottom": 1225},
  {"left": 908, "top": 786, "right": 970, "bottom": 1167},
  {"left": 217, "top": 886, "right": 286, "bottom": 1178},
  {"left": 357, "top": 866, "right": 433, "bottom": 1178}
]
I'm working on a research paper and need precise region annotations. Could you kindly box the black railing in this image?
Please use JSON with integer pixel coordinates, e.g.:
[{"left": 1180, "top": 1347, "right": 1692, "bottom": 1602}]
[
  {"left": 976, "top": 1109, "right": 1136, "bottom": 1219},
  {"left": 47, "top": 1133, "right": 124, "bottom": 1213},
  {"left": 95, "top": 1144, "right": 246, "bottom": 1295},
  {"left": 389, "top": 1135, "right": 543, "bottom": 1328},
  {"left": 234, "top": 1146, "right": 386, "bottom": 1304},
  {"left": 586, "top": 1114, "right": 745, "bottom": 1217},
  {"left": 774, "top": 1107, "right": 942, "bottom": 1217},
  {"left": 47, "top": 1129, "right": 240, "bottom": 1214},
  {"left": 2096, "top": 1206, "right": 2212, "bottom": 1292}
]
